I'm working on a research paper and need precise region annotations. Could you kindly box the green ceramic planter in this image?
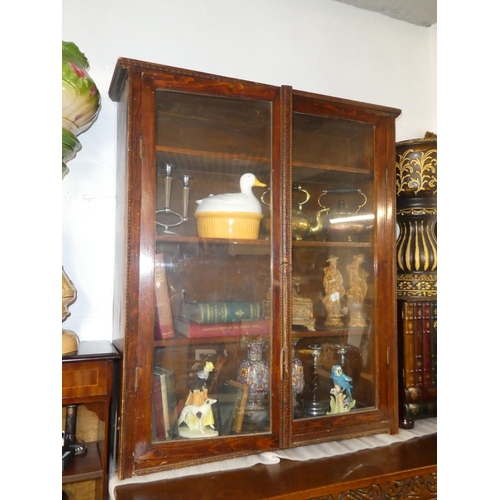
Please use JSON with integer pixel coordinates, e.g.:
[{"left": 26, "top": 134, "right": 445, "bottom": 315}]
[
  {"left": 62, "top": 41, "right": 101, "bottom": 136},
  {"left": 62, "top": 128, "right": 82, "bottom": 177},
  {"left": 62, "top": 41, "right": 101, "bottom": 175}
]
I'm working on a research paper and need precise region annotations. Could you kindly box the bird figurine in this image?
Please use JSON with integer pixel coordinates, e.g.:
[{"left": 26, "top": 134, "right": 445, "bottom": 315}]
[
  {"left": 331, "top": 365, "right": 353, "bottom": 401},
  {"left": 194, "top": 173, "right": 266, "bottom": 214}
]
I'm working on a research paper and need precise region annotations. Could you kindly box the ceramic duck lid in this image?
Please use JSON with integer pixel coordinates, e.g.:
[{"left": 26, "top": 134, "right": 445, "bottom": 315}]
[{"left": 195, "top": 173, "right": 266, "bottom": 214}]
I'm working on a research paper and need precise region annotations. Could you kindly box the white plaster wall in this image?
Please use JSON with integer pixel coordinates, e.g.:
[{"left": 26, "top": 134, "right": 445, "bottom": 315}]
[{"left": 62, "top": 0, "right": 436, "bottom": 341}]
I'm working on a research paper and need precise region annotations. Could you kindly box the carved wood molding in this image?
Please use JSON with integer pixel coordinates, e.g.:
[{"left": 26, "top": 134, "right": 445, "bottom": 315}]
[{"left": 307, "top": 472, "right": 437, "bottom": 500}]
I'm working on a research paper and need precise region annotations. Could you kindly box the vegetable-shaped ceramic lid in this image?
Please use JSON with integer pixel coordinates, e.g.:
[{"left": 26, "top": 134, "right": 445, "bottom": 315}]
[{"left": 195, "top": 173, "right": 266, "bottom": 214}]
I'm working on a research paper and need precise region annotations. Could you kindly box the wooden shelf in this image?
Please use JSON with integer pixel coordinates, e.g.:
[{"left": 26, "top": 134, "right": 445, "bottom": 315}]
[
  {"left": 62, "top": 441, "right": 102, "bottom": 484},
  {"left": 154, "top": 234, "right": 373, "bottom": 249}
]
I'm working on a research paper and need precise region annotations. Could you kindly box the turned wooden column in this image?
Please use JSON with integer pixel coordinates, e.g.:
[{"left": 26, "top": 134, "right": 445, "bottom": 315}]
[{"left": 395, "top": 134, "right": 437, "bottom": 298}]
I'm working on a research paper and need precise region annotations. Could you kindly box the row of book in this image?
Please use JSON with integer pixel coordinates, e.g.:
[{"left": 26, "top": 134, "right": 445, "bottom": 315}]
[
  {"left": 154, "top": 253, "right": 269, "bottom": 340},
  {"left": 398, "top": 300, "right": 437, "bottom": 421}
]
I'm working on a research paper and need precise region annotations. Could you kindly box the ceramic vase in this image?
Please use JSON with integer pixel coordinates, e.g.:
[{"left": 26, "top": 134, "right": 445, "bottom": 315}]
[
  {"left": 62, "top": 41, "right": 101, "bottom": 176},
  {"left": 237, "top": 340, "right": 269, "bottom": 410},
  {"left": 291, "top": 339, "right": 305, "bottom": 411}
]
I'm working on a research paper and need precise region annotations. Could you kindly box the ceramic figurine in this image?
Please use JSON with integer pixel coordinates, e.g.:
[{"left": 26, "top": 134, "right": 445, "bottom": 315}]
[
  {"left": 194, "top": 173, "right": 266, "bottom": 213},
  {"left": 178, "top": 361, "right": 219, "bottom": 438},
  {"left": 330, "top": 364, "right": 353, "bottom": 401},
  {"left": 345, "top": 253, "right": 369, "bottom": 327},
  {"left": 196, "top": 361, "right": 214, "bottom": 382},
  {"left": 322, "top": 256, "right": 346, "bottom": 327},
  {"left": 327, "top": 386, "right": 356, "bottom": 414},
  {"left": 178, "top": 398, "right": 218, "bottom": 435},
  {"left": 328, "top": 364, "right": 356, "bottom": 414}
]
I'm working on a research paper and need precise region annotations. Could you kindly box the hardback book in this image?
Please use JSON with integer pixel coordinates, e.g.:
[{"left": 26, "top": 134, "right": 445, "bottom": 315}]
[
  {"left": 404, "top": 386, "right": 437, "bottom": 404},
  {"left": 403, "top": 401, "right": 437, "bottom": 420},
  {"left": 400, "top": 301, "right": 415, "bottom": 387},
  {"left": 413, "top": 302, "right": 423, "bottom": 387},
  {"left": 431, "top": 302, "right": 437, "bottom": 386},
  {"left": 214, "top": 380, "right": 249, "bottom": 435},
  {"left": 421, "top": 301, "right": 432, "bottom": 387},
  {"left": 228, "top": 380, "right": 249, "bottom": 433},
  {"left": 180, "top": 301, "right": 262, "bottom": 324},
  {"left": 154, "top": 367, "right": 179, "bottom": 439},
  {"left": 152, "top": 373, "right": 167, "bottom": 440},
  {"left": 154, "top": 254, "right": 175, "bottom": 339},
  {"left": 174, "top": 317, "right": 270, "bottom": 339}
]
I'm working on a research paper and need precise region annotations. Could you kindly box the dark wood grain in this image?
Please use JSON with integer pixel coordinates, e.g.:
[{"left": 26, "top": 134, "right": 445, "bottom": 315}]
[
  {"left": 62, "top": 341, "right": 120, "bottom": 500},
  {"left": 109, "top": 58, "right": 402, "bottom": 478},
  {"left": 115, "top": 433, "right": 437, "bottom": 500}
]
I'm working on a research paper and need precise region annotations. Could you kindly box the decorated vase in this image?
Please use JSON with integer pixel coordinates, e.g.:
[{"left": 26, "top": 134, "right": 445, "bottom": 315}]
[
  {"left": 62, "top": 41, "right": 101, "bottom": 176},
  {"left": 291, "top": 339, "right": 305, "bottom": 406},
  {"left": 237, "top": 340, "right": 269, "bottom": 410}
]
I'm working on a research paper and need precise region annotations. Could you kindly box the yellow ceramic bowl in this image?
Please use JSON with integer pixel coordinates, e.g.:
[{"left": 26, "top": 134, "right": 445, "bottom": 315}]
[{"left": 194, "top": 211, "right": 263, "bottom": 239}]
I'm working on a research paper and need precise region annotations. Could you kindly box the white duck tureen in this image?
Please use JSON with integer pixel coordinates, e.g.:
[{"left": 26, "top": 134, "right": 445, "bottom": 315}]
[{"left": 195, "top": 173, "right": 266, "bottom": 214}]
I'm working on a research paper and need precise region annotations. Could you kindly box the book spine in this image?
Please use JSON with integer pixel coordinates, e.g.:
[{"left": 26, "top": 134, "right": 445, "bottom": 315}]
[
  {"left": 431, "top": 302, "right": 437, "bottom": 386},
  {"left": 152, "top": 374, "right": 166, "bottom": 440},
  {"left": 154, "top": 254, "right": 175, "bottom": 339},
  {"left": 404, "top": 386, "right": 437, "bottom": 404},
  {"left": 404, "top": 401, "right": 437, "bottom": 420},
  {"left": 182, "top": 302, "right": 261, "bottom": 324},
  {"left": 232, "top": 387, "right": 249, "bottom": 434},
  {"left": 402, "top": 301, "right": 415, "bottom": 387},
  {"left": 174, "top": 319, "right": 270, "bottom": 338},
  {"left": 165, "top": 370, "right": 179, "bottom": 439},
  {"left": 421, "top": 301, "right": 432, "bottom": 387},
  {"left": 413, "top": 302, "right": 423, "bottom": 387},
  {"left": 159, "top": 374, "right": 170, "bottom": 435}
]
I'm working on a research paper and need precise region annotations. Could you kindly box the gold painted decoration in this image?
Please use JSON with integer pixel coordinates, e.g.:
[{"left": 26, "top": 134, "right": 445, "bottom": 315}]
[
  {"left": 396, "top": 147, "right": 437, "bottom": 196},
  {"left": 395, "top": 133, "right": 437, "bottom": 297}
]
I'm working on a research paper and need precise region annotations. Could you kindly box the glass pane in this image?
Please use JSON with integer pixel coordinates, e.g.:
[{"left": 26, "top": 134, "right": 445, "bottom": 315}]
[
  {"left": 290, "top": 110, "right": 376, "bottom": 421},
  {"left": 152, "top": 90, "right": 272, "bottom": 442}
]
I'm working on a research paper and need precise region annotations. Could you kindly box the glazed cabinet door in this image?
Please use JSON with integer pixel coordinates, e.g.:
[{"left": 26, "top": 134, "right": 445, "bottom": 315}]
[
  {"left": 110, "top": 58, "right": 401, "bottom": 478},
  {"left": 110, "top": 60, "right": 283, "bottom": 476},
  {"left": 287, "top": 91, "right": 400, "bottom": 444}
]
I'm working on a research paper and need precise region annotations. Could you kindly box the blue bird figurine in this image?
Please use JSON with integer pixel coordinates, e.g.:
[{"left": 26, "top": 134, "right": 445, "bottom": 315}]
[{"left": 331, "top": 365, "right": 353, "bottom": 401}]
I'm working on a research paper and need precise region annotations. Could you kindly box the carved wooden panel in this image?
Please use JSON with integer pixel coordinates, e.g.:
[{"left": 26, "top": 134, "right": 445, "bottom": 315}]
[{"left": 307, "top": 472, "right": 437, "bottom": 500}]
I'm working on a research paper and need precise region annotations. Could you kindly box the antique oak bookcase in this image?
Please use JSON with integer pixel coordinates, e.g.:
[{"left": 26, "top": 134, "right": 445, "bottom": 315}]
[{"left": 109, "top": 58, "right": 401, "bottom": 479}]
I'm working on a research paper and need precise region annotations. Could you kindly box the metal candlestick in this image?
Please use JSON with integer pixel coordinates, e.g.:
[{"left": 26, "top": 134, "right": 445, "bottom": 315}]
[
  {"left": 336, "top": 343, "right": 351, "bottom": 368},
  {"left": 64, "top": 404, "right": 87, "bottom": 455},
  {"left": 156, "top": 164, "right": 191, "bottom": 234},
  {"left": 303, "top": 344, "right": 329, "bottom": 416}
]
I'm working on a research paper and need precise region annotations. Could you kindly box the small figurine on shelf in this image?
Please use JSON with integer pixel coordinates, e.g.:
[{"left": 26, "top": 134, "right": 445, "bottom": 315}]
[
  {"left": 194, "top": 173, "right": 266, "bottom": 239},
  {"left": 322, "top": 256, "right": 346, "bottom": 327},
  {"left": 345, "top": 253, "right": 369, "bottom": 327},
  {"left": 291, "top": 276, "right": 316, "bottom": 331},
  {"left": 178, "top": 398, "right": 218, "bottom": 435},
  {"left": 328, "top": 364, "right": 356, "bottom": 414},
  {"left": 178, "top": 361, "right": 219, "bottom": 438}
]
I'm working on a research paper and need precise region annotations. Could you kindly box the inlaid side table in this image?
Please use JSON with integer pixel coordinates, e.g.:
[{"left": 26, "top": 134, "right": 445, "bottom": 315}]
[{"left": 62, "top": 341, "right": 121, "bottom": 500}]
